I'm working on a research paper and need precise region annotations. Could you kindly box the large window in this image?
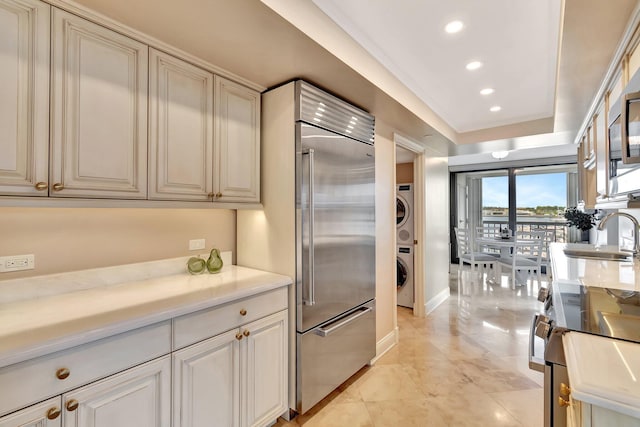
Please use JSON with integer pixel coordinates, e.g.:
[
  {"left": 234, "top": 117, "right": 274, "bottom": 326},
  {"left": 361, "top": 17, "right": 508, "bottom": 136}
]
[{"left": 451, "top": 164, "right": 577, "bottom": 261}]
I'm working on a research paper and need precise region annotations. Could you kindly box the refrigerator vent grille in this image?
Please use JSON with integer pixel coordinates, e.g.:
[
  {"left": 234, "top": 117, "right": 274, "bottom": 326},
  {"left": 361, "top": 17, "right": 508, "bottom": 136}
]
[{"left": 297, "top": 81, "right": 375, "bottom": 145}]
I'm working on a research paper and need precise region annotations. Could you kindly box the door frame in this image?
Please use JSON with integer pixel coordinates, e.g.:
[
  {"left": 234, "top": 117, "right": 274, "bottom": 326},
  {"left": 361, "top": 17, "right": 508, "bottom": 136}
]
[{"left": 394, "top": 133, "right": 425, "bottom": 318}]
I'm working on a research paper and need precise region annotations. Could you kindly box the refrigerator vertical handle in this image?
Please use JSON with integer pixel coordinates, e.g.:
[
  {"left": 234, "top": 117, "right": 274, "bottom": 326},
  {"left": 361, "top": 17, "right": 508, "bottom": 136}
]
[{"left": 304, "top": 148, "right": 316, "bottom": 306}]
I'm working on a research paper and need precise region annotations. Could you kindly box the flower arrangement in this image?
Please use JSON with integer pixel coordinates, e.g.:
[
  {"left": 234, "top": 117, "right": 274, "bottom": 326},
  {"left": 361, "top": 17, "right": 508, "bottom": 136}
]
[{"left": 563, "top": 207, "right": 597, "bottom": 231}]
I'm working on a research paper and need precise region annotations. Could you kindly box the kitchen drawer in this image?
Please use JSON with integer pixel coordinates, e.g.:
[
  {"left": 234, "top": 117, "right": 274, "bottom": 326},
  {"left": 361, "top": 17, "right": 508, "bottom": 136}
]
[
  {"left": 0, "top": 321, "right": 170, "bottom": 417},
  {"left": 173, "top": 287, "right": 288, "bottom": 349}
]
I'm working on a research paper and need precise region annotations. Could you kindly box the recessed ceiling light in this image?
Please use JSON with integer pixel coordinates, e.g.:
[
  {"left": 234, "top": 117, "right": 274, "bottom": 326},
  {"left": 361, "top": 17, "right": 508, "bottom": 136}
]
[
  {"left": 444, "top": 20, "right": 464, "bottom": 34},
  {"left": 491, "top": 151, "right": 509, "bottom": 160},
  {"left": 490, "top": 106, "right": 501, "bottom": 112},
  {"left": 480, "top": 88, "right": 494, "bottom": 95},
  {"left": 466, "top": 61, "right": 482, "bottom": 71}
]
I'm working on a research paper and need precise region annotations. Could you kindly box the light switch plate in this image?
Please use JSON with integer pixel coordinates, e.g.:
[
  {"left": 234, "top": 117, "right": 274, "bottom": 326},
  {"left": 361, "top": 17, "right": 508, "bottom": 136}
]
[{"left": 189, "top": 239, "right": 206, "bottom": 251}]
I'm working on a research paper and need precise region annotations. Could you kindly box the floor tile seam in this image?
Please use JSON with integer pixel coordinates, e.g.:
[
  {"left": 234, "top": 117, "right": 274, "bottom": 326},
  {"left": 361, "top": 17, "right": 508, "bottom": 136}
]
[{"left": 485, "top": 392, "right": 531, "bottom": 427}]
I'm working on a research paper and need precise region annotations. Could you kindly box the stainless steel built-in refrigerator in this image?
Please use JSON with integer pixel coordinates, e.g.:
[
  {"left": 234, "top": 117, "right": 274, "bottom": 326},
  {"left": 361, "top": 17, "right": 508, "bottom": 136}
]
[{"left": 294, "top": 81, "right": 376, "bottom": 414}]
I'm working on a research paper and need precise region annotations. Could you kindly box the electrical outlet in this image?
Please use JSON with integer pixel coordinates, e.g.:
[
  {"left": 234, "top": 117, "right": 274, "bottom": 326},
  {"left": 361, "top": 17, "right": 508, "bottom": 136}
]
[
  {"left": 189, "top": 239, "right": 206, "bottom": 251},
  {"left": 0, "top": 254, "right": 35, "bottom": 273}
]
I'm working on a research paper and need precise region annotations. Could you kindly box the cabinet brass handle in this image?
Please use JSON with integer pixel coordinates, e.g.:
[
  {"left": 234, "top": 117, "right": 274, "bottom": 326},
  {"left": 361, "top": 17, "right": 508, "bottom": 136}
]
[
  {"left": 66, "top": 399, "right": 79, "bottom": 412},
  {"left": 558, "top": 397, "right": 570, "bottom": 408},
  {"left": 243, "top": 330, "right": 250, "bottom": 337},
  {"left": 239, "top": 309, "right": 247, "bottom": 316},
  {"left": 52, "top": 183, "right": 64, "bottom": 191},
  {"left": 560, "top": 383, "right": 571, "bottom": 396},
  {"left": 207, "top": 192, "right": 215, "bottom": 199},
  {"left": 56, "top": 368, "right": 70, "bottom": 380},
  {"left": 35, "top": 182, "right": 48, "bottom": 191},
  {"left": 235, "top": 332, "right": 243, "bottom": 341},
  {"left": 216, "top": 192, "right": 222, "bottom": 198},
  {"left": 46, "top": 407, "right": 61, "bottom": 420}
]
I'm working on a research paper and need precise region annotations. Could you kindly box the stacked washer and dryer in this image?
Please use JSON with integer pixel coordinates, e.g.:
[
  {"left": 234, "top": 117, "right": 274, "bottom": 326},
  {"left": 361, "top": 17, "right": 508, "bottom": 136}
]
[{"left": 396, "top": 184, "right": 414, "bottom": 308}]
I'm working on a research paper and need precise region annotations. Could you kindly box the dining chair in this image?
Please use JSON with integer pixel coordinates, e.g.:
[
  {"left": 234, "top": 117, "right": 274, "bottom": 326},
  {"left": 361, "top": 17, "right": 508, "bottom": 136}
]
[
  {"left": 475, "top": 225, "right": 501, "bottom": 256},
  {"left": 454, "top": 227, "right": 498, "bottom": 273},
  {"left": 497, "top": 231, "right": 544, "bottom": 289}
]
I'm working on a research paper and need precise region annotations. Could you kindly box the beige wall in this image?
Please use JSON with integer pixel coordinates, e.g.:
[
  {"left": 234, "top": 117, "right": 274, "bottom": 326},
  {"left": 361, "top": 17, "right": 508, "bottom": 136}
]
[
  {"left": 374, "top": 122, "right": 397, "bottom": 343},
  {"left": 396, "top": 162, "right": 414, "bottom": 184},
  {"left": 0, "top": 208, "right": 236, "bottom": 280}
]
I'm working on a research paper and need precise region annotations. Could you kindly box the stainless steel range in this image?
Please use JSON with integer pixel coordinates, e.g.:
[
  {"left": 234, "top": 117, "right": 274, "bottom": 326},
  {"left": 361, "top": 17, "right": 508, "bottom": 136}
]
[{"left": 530, "top": 281, "right": 640, "bottom": 426}]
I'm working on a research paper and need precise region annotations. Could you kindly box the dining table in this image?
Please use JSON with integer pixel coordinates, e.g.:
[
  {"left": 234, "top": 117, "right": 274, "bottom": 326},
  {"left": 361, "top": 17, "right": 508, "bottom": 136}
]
[{"left": 475, "top": 235, "right": 531, "bottom": 286}]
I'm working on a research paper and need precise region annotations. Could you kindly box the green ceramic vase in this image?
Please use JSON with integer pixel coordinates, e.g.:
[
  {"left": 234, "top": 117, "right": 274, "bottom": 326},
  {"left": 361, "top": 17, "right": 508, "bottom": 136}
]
[{"left": 187, "top": 256, "right": 206, "bottom": 274}]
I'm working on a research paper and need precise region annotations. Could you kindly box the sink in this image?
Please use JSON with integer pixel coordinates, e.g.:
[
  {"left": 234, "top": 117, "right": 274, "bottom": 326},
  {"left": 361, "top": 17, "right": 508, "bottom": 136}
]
[{"left": 563, "top": 247, "right": 632, "bottom": 261}]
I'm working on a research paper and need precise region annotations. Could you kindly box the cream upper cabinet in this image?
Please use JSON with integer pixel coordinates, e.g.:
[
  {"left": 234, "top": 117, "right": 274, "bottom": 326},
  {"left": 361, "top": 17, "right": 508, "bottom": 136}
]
[
  {"left": 0, "top": 397, "right": 61, "bottom": 427},
  {"left": 0, "top": 0, "right": 50, "bottom": 196},
  {"left": 62, "top": 356, "right": 171, "bottom": 427},
  {"left": 51, "top": 9, "right": 148, "bottom": 199},
  {"left": 148, "top": 49, "right": 214, "bottom": 201},
  {"left": 214, "top": 76, "right": 261, "bottom": 203},
  {"left": 595, "top": 100, "right": 608, "bottom": 197}
]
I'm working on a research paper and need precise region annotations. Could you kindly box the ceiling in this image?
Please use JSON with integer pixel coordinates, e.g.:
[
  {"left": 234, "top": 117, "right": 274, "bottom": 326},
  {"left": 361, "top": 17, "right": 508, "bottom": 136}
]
[
  {"left": 70, "top": 0, "right": 638, "bottom": 160},
  {"left": 312, "top": 0, "right": 562, "bottom": 133}
]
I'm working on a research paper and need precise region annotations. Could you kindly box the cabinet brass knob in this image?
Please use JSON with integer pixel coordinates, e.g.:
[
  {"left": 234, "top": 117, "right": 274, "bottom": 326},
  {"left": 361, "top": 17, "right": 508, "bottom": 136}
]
[
  {"left": 56, "top": 368, "right": 70, "bottom": 380},
  {"left": 560, "top": 383, "right": 571, "bottom": 396},
  {"left": 52, "top": 183, "right": 64, "bottom": 191},
  {"left": 46, "top": 407, "right": 61, "bottom": 420},
  {"left": 243, "top": 330, "right": 250, "bottom": 337},
  {"left": 66, "top": 399, "right": 79, "bottom": 412},
  {"left": 207, "top": 192, "right": 215, "bottom": 199},
  {"left": 216, "top": 192, "right": 222, "bottom": 198},
  {"left": 239, "top": 309, "right": 247, "bottom": 316},
  {"left": 558, "top": 397, "right": 570, "bottom": 408},
  {"left": 35, "top": 182, "right": 48, "bottom": 191},
  {"left": 235, "top": 332, "right": 243, "bottom": 341}
]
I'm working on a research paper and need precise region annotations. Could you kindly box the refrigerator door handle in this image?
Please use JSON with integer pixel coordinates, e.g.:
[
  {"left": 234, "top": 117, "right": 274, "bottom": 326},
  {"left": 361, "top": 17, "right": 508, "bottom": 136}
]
[
  {"left": 313, "top": 306, "right": 373, "bottom": 337},
  {"left": 303, "top": 148, "right": 316, "bottom": 306},
  {"left": 529, "top": 314, "right": 545, "bottom": 373}
]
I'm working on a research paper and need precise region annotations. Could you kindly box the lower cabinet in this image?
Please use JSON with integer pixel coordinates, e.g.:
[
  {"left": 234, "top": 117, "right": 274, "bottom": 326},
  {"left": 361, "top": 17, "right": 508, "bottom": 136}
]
[
  {"left": 62, "top": 356, "right": 171, "bottom": 427},
  {"left": 568, "top": 398, "right": 640, "bottom": 427},
  {"left": 173, "top": 310, "right": 288, "bottom": 427},
  {"left": 0, "top": 397, "right": 62, "bottom": 427}
]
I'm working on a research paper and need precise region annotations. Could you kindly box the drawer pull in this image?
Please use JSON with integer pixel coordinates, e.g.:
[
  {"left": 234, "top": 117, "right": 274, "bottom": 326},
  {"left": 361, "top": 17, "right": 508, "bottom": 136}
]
[
  {"left": 56, "top": 368, "right": 70, "bottom": 380},
  {"left": 216, "top": 192, "right": 222, "bottom": 198},
  {"left": 35, "top": 182, "right": 48, "bottom": 191},
  {"left": 52, "top": 183, "right": 64, "bottom": 191},
  {"left": 560, "top": 383, "right": 571, "bottom": 396},
  {"left": 558, "top": 397, "right": 570, "bottom": 408},
  {"left": 66, "top": 399, "right": 79, "bottom": 412},
  {"left": 235, "top": 332, "right": 243, "bottom": 341},
  {"left": 243, "top": 330, "right": 250, "bottom": 337},
  {"left": 46, "top": 407, "right": 61, "bottom": 420},
  {"left": 239, "top": 309, "right": 247, "bottom": 316}
]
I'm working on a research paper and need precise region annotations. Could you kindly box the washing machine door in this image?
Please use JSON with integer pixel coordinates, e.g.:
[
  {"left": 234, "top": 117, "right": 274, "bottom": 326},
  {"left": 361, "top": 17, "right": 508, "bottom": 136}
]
[
  {"left": 397, "top": 257, "right": 408, "bottom": 289},
  {"left": 396, "top": 195, "right": 409, "bottom": 228}
]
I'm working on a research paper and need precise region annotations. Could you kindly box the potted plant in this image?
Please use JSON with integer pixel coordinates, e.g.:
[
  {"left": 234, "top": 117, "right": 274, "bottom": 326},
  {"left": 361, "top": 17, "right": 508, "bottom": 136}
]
[{"left": 564, "top": 207, "right": 598, "bottom": 242}]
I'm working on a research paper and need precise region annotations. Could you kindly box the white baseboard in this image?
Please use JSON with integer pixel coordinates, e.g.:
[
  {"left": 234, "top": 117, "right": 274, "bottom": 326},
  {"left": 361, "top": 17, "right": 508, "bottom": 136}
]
[
  {"left": 369, "top": 326, "right": 399, "bottom": 365},
  {"left": 425, "top": 287, "right": 450, "bottom": 315}
]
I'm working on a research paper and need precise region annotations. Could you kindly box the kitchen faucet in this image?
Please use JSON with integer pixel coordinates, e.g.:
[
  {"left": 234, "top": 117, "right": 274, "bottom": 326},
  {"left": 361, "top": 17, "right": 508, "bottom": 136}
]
[{"left": 597, "top": 212, "right": 640, "bottom": 257}]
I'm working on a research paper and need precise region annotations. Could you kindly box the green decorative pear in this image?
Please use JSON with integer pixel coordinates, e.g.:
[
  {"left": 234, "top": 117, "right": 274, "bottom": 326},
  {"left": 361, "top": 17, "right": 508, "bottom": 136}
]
[{"left": 206, "top": 248, "right": 223, "bottom": 273}]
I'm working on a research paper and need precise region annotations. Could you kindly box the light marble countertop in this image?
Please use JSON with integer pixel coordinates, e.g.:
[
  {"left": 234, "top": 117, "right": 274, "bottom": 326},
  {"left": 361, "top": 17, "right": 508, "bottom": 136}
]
[
  {"left": 563, "top": 331, "right": 640, "bottom": 419},
  {"left": 0, "top": 254, "right": 292, "bottom": 369},
  {"left": 550, "top": 243, "right": 640, "bottom": 291}
]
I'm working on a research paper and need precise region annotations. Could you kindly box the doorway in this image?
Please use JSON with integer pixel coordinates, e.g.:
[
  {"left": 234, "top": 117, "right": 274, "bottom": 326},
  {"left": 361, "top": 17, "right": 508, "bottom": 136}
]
[{"left": 396, "top": 147, "right": 415, "bottom": 310}]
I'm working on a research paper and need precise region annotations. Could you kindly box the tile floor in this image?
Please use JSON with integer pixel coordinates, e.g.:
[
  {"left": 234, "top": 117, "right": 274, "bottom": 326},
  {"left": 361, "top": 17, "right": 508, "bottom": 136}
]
[{"left": 275, "top": 267, "right": 546, "bottom": 426}]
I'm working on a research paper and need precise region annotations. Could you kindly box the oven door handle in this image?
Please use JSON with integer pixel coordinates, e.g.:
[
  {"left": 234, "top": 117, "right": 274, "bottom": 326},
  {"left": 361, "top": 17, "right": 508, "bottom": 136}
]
[{"left": 529, "top": 314, "right": 546, "bottom": 373}]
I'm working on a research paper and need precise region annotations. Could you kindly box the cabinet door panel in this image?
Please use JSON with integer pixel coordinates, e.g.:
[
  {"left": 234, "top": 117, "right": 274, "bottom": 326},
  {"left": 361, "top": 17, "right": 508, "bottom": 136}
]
[
  {"left": 214, "top": 76, "right": 260, "bottom": 203},
  {"left": 0, "top": 0, "right": 49, "bottom": 196},
  {"left": 0, "top": 397, "right": 61, "bottom": 427},
  {"left": 51, "top": 9, "right": 148, "bottom": 198},
  {"left": 62, "top": 356, "right": 170, "bottom": 427},
  {"left": 149, "top": 49, "right": 213, "bottom": 200},
  {"left": 243, "top": 311, "right": 287, "bottom": 427},
  {"left": 173, "top": 329, "right": 240, "bottom": 427}
]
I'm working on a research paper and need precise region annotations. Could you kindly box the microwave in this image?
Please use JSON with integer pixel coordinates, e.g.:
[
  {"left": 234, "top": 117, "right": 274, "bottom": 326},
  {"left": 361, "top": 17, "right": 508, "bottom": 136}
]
[{"left": 607, "top": 74, "right": 640, "bottom": 197}]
